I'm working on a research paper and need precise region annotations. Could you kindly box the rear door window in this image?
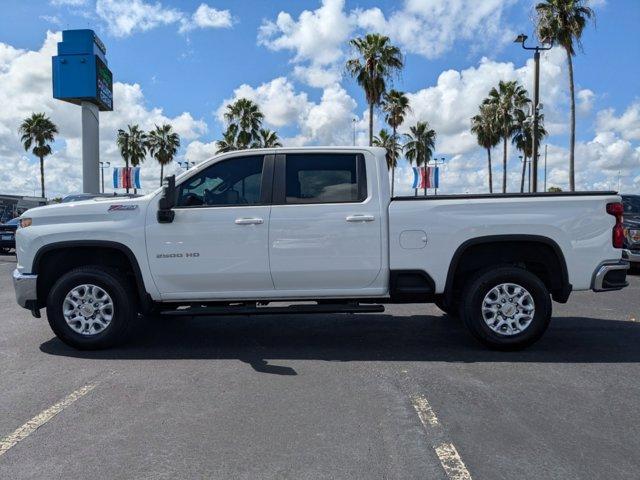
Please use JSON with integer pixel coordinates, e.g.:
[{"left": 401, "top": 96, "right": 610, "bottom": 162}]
[{"left": 283, "top": 153, "right": 367, "bottom": 204}]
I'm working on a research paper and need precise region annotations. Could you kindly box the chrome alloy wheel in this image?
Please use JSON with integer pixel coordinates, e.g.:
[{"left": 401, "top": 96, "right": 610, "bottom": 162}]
[
  {"left": 62, "top": 284, "right": 114, "bottom": 336},
  {"left": 481, "top": 283, "right": 535, "bottom": 336}
]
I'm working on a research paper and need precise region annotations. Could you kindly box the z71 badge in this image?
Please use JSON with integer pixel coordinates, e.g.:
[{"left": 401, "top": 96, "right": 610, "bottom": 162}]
[{"left": 108, "top": 204, "right": 138, "bottom": 212}]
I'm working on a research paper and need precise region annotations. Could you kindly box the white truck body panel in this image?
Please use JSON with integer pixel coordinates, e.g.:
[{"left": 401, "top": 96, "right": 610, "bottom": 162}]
[
  {"left": 14, "top": 146, "right": 623, "bottom": 306},
  {"left": 389, "top": 194, "right": 621, "bottom": 292}
]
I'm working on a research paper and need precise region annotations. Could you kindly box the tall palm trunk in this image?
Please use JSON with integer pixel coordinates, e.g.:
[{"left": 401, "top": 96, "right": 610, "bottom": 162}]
[
  {"left": 368, "top": 102, "right": 374, "bottom": 147},
  {"left": 391, "top": 126, "right": 396, "bottom": 196},
  {"left": 39, "top": 155, "right": 45, "bottom": 198},
  {"left": 502, "top": 134, "right": 508, "bottom": 194},
  {"left": 160, "top": 164, "right": 164, "bottom": 186},
  {"left": 125, "top": 159, "right": 130, "bottom": 194},
  {"left": 566, "top": 48, "right": 576, "bottom": 192},
  {"left": 520, "top": 154, "right": 528, "bottom": 193},
  {"left": 487, "top": 148, "right": 493, "bottom": 194}
]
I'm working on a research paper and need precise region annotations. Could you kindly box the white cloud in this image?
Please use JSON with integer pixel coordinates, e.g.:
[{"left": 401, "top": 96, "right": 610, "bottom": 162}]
[
  {"left": 95, "top": 0, "right": 232, "bottom": 37},
  {"left": 400, "top": 48, "right": 567, "bottom": 156},
  {"left": 355, "top": 0, "right": 518, "bottom": 60},
  {"left": 258, "top": 0, "right": 519, "bottom": 88},
  {"left": 0, "top": 32, "right": 208, "bottom": 198},
  {"left": 179, "top": 4, "right": 233, "bottom": 33},
  {"left": 217, "top": 77, "right": 310, "bottom": 129},
  {"left": 96, "top": 0, "right": 183, "bottom": 37},
  {"left": 258, "top": 0, "right": 351, "bottom": 66},
  {"left": 184, "top": 140, "right": 218, "bottom": 164},
  {"left": 577, "top": 88, "right": 595, "bottom": 115},
  {"left": 217, "top": 77, "right": 358, "bottom": 146},
  {"left": 596, "top": 101, "right": 640, "bottom": 141}
]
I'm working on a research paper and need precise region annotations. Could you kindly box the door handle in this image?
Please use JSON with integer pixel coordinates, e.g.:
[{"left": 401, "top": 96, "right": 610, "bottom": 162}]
[
  {"left": 346, "top": 214, "right": 375, "bottom": 222},
  {"left": 235, "top": 217, "right": 264, "bottom": 225}
]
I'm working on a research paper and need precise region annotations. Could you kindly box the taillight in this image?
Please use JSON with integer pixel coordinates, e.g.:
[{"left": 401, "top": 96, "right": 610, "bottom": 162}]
[{"left": 606, "top": 202, "right": 624, "bottom": 248}]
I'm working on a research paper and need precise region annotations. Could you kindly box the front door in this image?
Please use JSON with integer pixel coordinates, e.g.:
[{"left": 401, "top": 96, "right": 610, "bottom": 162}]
[
  {"left": 146, "top": 154, "right": 274, "bottom": 300},
  {"left": 268, "top": 152, "right": 383, "bottom": 294}
]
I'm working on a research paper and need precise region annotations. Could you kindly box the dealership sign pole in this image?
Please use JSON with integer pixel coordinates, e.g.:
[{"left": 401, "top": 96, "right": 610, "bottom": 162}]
[{"left": 52, "top": 30, "right": 113, "bottom": 194}]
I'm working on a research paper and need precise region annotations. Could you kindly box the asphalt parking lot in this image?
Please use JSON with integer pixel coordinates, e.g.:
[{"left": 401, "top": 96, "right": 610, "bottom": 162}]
[{"left": 1, "top": 255, "right": 639, "bottom": 480}]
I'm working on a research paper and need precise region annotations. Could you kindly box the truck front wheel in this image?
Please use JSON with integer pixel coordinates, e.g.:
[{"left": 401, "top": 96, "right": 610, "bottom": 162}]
[
  {"left": 459, "top": 266, "right": 551, "bottom": 350},
  {"left": 46, "top": 266, "right": 137, "bottom": 350}
]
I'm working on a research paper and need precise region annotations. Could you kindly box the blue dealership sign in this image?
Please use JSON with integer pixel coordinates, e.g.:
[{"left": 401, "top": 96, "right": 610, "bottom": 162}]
[{"left": 52, "top": 29, "right": 113, "bottom": 111}]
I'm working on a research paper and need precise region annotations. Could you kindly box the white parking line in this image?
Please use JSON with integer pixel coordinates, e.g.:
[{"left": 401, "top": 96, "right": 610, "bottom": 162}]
[
  {"left": 411, "top": 394, "right": 473, "bottom": 480},
  {"left": 434, "top": 443, "right": 472, "bottom": 480},
  {"left": 411, "top": 394, "right": 439, "bottom": 427},
  {"left": 0, "top": 383, "right": 97, "bottom": 458}
]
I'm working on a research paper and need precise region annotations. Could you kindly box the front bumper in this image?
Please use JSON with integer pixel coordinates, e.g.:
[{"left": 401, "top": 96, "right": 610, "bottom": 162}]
[
  {"left": 591, "top": 260, "right": 630, "bottom": 292},
  {"left": 12, "top": 269, "right": 37, "bottom": 308},
  {"left": 623, "top": 249, "right": 640, "bottom": 264}
]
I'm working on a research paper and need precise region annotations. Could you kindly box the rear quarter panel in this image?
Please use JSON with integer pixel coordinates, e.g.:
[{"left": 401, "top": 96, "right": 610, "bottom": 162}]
[{"left": 389, "top": 194, "right": 622, "bottom": 292}]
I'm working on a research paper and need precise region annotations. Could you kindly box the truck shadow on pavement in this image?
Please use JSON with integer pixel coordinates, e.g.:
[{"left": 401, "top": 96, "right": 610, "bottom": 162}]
[{"left": 39, "top": 313, "right": 640, "bottom": 374}]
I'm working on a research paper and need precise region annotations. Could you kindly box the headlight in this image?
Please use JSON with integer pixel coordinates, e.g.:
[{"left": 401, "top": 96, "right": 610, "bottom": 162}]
[{"left": 19, "top": 218, "right": 32, "bottom": 228}]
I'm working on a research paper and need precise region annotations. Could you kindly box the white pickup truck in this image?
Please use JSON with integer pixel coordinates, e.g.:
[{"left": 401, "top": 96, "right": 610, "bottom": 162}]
[{"left": 12, "top": 147, "right": 629, "bottom": 350}]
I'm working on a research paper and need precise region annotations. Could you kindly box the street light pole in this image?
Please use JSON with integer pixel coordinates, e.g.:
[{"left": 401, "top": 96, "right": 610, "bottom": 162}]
[
  {"left": 514, "top": 34, "right": 552, "bottom": 193},
  {"left": 352, "top": 118, "right": 357, "bottom": 146},
  {"left": 544, "top": 144, "right": 548, "bottom": 192},
  {"left": 99, "top": 161, "right": 110, "bottom": 193}
]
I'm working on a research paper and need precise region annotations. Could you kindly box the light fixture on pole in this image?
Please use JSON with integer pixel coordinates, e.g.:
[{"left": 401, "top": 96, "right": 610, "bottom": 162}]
[
  {"left": 178, "top": 161, "right": 196, "bottom": 171},
  {"left": 99, "top": 161, "right": 110, "bottom": 193},
  {"left": 514, "top": 33, "right": 552, "bottom": 193}
]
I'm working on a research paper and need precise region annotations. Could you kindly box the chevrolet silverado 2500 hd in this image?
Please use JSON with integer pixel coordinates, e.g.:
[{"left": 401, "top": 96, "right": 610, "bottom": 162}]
[{"left": 12, "top": 147, "right": 629, "bottom": 350}]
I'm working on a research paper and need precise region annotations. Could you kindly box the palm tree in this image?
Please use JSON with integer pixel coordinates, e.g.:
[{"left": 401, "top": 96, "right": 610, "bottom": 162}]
[
  {"left": 471, "top": 103, "right": 501, "bottom": 193},
  {"left": 223, "top": 98, "right": 264, "bottom": 149},
  {"left": 216, "top": 124, "right": 239, "bottom": 154},
  {"left": 382, "top": 90, "right": 410, "bottom": 196},
  {"left": 146, "top": 124, "right": 181, "bottom": 186},
  {"left": 251, "top": 128, "right": 282, "bottom": 148},
  {"left": 483, "top": 81, "right": 530, "bottom": 193},
  {"left": 373, "top": 129, "right": 401, "bottom": 176},
  {"left": 512, "top": 110, "right": 548, "bottom": 193},
  {"left": 346, "top": 33, "right": 403, "bottom": 146},
  {"left": 536, "top": 0, "right": 594, "bottom": 192},
  {"left": 403, "top": 121, "right": 436, "bottom": 196},
  {"left": 117, "top": 124, "right": 147, "bottom": 193},
  {"left": 19, "top": 113, "right": 58, "bottom": 198}
]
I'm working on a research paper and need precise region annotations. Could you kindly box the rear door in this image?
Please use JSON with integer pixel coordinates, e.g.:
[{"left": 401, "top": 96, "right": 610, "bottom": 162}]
[{"left": 268, "top": 152, "right": 383, "bottom": 293}]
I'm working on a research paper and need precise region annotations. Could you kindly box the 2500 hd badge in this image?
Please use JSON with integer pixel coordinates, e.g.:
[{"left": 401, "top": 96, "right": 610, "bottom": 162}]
[{"left": 156, "top": 252, "right": 200, "bottom": 258}]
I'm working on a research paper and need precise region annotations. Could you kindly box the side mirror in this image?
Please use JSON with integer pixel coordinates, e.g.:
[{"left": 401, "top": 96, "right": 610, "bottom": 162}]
[{"left": 157, "top": 175, "right": 176, "bottom": 223}]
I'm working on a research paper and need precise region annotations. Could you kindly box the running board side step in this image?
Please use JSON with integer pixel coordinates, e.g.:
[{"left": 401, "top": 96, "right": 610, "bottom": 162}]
[{"left": 160, "top": 303, "right": 385, "bottom": 317}]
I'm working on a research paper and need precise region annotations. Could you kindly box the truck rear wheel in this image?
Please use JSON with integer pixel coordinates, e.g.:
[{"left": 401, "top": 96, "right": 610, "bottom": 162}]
[
  {"left": 46, "top": 266, "right": 137, "bottom": 350},
  {"left": 459, "top": 266, "right": 551, "bottom": 350}
]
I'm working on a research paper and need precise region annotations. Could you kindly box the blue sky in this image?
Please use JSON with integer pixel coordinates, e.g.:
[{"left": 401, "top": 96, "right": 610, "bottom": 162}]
[{"left": 0, "top": 0, "right": 638, "bottom": 196}]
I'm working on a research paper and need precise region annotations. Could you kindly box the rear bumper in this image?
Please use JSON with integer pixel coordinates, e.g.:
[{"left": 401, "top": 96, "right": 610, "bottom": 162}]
[
  {"left": 12, "top": 269, "right": 38, "bottom": 308},
  {"left": 623, "top": 249, "right": 640, "bottom": 264},
  {"left": 591, "top": 260, "right": 630, "bottom": 292}
]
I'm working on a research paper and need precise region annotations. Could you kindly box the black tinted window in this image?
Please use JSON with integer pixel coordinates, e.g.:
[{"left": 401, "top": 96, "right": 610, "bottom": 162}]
[
  {"left": 177, "top": 156, "right": 264, "bottom": 207},
  {"left": 623, "top": 196, "right": 640, "bottom": 214},
  {"left": 285, "top": 154, "right": 366, "bottom": 204}
]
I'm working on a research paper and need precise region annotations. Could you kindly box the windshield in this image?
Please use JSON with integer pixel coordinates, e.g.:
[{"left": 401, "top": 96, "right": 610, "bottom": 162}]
[{"left": 623, "top": 196, "right": 640, "bottom": 214}]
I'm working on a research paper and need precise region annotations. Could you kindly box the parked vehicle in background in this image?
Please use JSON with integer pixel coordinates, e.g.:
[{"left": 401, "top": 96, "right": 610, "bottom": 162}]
[
  {"left": 622, "top": 194, "right": 640, "bottom": 268},
  {"left": 0, "top": 194, "right": 46, "bottom": 222},
  {"left": 12, "top": 147, "right": 629, "bottom": 351},
  {"left": 0, "top": 218, "right": 19, "bottom": 254}
]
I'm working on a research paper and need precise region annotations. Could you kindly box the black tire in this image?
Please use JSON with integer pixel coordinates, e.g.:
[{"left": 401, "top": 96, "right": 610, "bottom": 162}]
[
  {"left": 46, "top": 266, "right": 137, "bottom": 350},
  {"left": 459, "top": 266, "right": 551, "bottom": 350}
]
